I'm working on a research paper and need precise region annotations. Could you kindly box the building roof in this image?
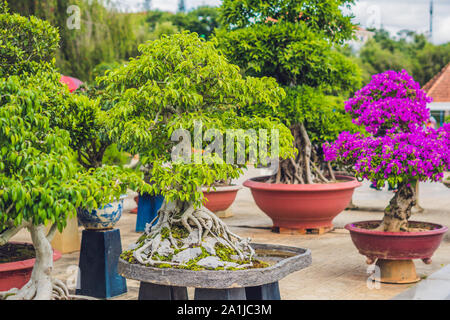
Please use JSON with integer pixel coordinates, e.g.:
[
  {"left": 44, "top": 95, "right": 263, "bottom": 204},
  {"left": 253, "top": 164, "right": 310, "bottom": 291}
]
[{"left": 422, "top": 62, "right": 450, "bottom": 102}]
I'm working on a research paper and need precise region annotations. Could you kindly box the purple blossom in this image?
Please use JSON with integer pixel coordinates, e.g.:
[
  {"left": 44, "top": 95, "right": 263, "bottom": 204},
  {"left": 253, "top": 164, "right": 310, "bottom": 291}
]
[{"left": 324, "top": 70, "right": 450, "bottom": 186}]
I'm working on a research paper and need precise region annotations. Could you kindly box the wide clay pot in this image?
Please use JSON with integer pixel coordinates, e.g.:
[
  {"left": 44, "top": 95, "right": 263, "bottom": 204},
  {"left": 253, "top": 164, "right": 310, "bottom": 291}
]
[
  {"left": 346, "top": 220, "right": 448, "bottom": 283},
  {"left": 77, "top": 196, "right": 125, "bottom": 230},
  {"left": 202, "top": 185, "right": 241, "bottom": 213},
  {"left": 243, "top": 175, "right": 361, "bottom": 233},
  {"left": 0, "top": 242, "right": 62, "bottom": 291}
]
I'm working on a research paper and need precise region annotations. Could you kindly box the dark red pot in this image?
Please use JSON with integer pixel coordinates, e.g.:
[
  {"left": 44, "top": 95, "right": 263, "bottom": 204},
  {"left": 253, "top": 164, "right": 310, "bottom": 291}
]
[
  {"left": 0, "top": 242, "right": 62, "bottom": 291},
  {"left": 243, "top": 175, "right": 361, "bottom": 230},
  {"left": 202, "top": 185, "right": 241, "bottom": 213},
  {"left": 345, "top": 220, "right": 448, "bottom": 262}
]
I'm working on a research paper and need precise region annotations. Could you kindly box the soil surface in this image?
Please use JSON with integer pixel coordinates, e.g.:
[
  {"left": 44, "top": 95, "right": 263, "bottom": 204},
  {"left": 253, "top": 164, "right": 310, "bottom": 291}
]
[
  {"left": 256, "top": 175, "right": 348, "bottom": 184},
  {"left": 356, "top": 221, "right": 438, "bottom": 232},
  {"left": 0, "top": 243, "right": 35, "bottom": 263}
]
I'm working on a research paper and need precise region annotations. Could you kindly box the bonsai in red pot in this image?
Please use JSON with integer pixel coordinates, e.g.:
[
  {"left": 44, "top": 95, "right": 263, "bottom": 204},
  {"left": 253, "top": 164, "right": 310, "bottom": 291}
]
[
  {"left": 202, "top": 179, "right": 241, "bottom": 218},
  {"left": 217, "top": 0, "right": 363, "bottom": 233},
  {"left": 324, "top": 70, "right": 450, "bottom": 283}
]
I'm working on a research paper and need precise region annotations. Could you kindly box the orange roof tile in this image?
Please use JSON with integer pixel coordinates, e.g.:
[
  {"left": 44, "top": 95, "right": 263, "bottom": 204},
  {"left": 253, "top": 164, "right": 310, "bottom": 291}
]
[{"left": 422, "top": 62, "right": 450, "bottom": 102}]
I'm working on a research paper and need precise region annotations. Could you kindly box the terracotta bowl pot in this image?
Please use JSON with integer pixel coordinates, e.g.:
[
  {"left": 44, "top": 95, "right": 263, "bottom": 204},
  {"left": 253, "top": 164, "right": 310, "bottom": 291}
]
[
  {"left": 243, "top": 175, "right": 361, "bottom": 230},
  {"left": 0, "top": 242, "right": 62, "bottom": 291},
  {"left": 202, "top": 185, "right": 241, "bottom": 213},
  {"left": 345, "top": 220, "right": 448, "bottom": 262}
]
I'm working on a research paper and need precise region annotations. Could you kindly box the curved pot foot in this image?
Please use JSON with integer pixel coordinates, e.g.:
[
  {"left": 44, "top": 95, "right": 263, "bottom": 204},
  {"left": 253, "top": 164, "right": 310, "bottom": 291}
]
[{"left": 372, "top": 259, "right": 420, "bottom": 284}]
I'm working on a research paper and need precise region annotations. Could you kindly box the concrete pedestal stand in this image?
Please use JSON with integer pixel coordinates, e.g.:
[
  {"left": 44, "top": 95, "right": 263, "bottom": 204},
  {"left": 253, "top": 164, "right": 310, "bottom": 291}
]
[
  {"left": 135, "top": 193, "right": 164, "bottom": 232},
  {"left": 119, "top": 243, "right": 311, "bottom": 301},
  {"left": 76, "top": 229, "right": 127, "bottom": 299}
]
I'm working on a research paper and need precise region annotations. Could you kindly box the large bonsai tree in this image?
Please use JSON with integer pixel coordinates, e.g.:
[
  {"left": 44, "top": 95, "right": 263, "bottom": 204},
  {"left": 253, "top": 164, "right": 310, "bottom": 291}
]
[
  {"left": 215, "top": 0, "right": 362, "bottom": 184},
  {"left": 324, "top": 70, "right": 450, "bottom": 231},
  {"left": 102, "top": 33, "right": 294, "bottom": 269},
  {"left": 0, "top": 4, "right": 147, "bottom": 300}
]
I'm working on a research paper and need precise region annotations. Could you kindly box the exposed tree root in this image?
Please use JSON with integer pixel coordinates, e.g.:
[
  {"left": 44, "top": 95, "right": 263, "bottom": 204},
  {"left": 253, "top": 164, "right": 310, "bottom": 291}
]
[
  {"left": 266, "top": 123, "right": 335, "bottom": 185},
  {"left": 131, "top": 199, "right": 255, "bottom": 269},
  {"left": 1, "top": 278, "right": 71, "bottom": 300},
  {"left": 375, "top": 182, "right": 416, "bottom": 232}
]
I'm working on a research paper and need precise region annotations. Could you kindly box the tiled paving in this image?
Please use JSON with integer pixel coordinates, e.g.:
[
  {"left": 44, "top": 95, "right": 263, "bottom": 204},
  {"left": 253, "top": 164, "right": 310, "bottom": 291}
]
[{"left": 10, "top": 168, "right": 450, "bottom": 300}]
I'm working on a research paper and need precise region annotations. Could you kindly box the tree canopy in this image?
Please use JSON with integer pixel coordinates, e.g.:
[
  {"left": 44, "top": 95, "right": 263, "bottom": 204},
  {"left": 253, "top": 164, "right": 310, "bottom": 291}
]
[{"left": 100, "top": 32, "right": 295, "bottom": 206}]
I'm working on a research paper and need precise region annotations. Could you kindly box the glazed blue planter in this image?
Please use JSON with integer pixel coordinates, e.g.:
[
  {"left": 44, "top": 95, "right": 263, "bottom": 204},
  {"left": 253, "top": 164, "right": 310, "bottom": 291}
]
[
  {"left": 77, "top": 196, "right": 125, "bottom": 230},
  {"left": 135, "top": 193, "right": 164, "bottom": 232}
]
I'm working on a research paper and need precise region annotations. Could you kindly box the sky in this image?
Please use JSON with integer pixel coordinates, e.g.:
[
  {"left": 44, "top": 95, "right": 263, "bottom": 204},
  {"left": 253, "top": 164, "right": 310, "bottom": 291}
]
[{"left": 112, "top": 0, "right": 450, "bottom": 45}]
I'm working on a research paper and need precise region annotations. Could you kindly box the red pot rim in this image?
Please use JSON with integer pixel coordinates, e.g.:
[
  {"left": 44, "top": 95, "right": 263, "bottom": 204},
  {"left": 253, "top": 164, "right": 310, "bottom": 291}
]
[
  {"left": 0, "top": 242, "right": 62, "bottom": 273},
  {"left": 202, "top": 185, "right": 242, "bottom": 193},
  {"left": 243, "top": 175, "right": 362, "bottom": 192},
  {"left": 345, "top": 220, "right": 449, "bottom": 237}
]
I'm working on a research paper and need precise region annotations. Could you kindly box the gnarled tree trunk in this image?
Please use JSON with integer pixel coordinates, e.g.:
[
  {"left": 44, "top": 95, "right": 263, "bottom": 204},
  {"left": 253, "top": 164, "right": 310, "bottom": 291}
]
[
  {"left": 377, "top": 182, "right": 416, "bottom": 232},
  {"left": 0, "top": 224, "right": 70, "bottom": 300},
  {"left": 267, "top": 123, "right": 334, "bottom": 184}
]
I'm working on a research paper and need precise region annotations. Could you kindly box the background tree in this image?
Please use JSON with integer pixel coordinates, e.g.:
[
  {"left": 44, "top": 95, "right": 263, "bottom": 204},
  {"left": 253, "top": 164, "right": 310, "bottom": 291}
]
[
  {"left": 103, "top": 32, "right": 295, "bottom": 269},
  {"left": 352, "top": 28, "right": 450, "bottom": 86},
  {"left": 7, "top": 0, "right": 147, "bottom": 81},
  {"left": 215, "top": 0, "right": 362, "bottom": 184}
]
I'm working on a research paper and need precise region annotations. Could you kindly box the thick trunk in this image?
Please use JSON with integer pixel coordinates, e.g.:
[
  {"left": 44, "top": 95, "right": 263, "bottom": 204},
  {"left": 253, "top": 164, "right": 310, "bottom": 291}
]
[
  {"left": 1, "top": 224, "right": 70, "bottom": 300},
  {"left": 267, "top": 123, "right": 333, "bottom": 184},
  {"left": 378, "top": 182, "right": 416, "bottom": 232}
]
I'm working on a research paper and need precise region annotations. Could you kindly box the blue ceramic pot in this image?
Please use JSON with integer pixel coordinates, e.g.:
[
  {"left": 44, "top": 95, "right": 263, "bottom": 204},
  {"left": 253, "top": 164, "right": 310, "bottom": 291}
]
[
  {"left": 135, "top": 193, "right": 164, "bottom": 232},
  {"left": 77, "top": 196, "right": 125, "bottom": 230}
]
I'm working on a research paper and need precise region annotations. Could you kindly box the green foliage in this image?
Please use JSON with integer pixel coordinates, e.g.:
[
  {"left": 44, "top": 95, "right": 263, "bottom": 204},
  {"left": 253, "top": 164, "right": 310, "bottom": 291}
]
[
  {"left": 0, "top": 8, "right": 59, "bottom": 76},
  {"left": 101, "top": 32, "right": 295, "bottom": 206},
  {"left": 215, "top": 0, "right": 362, "bottom": 154},
  {"left": 219, "top": 0, "right": 355, "bottom": 43},
  {"left": 7, "top": 0, "right": 146, "bottom": 81},
  {"left": 145, "top": 6, "right": 220, "bottom": 40},
  {"left": 0, "top": 8, "right": 150, "bottom": 233}
]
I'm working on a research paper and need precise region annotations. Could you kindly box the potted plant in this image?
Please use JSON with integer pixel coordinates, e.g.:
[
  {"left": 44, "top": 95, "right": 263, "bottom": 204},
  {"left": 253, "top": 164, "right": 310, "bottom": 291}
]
[
  {"left": 215, "top": 0, "right": 363, "bottom": 234},
  {"left": 202, "top": 178, "right": 241, "bottom": 218},
  {"left": 100, "top": 32, "right": 296, "bottom": 272},
  {"left": 324, "top": 70, "right": 450, "bottom": 283},
  {"left": 0, "top": 4, "right": 147, "bottom": 299}
]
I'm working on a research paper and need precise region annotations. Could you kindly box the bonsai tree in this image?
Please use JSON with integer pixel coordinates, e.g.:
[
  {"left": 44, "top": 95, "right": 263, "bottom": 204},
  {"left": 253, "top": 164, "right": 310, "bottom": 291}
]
[
  {"left": 101, "top": 32, "right": 294, "bottom": 269},
  {"left": 215, "top": 0, "right": 362, "bottom": 184},
  {"left": 324, "top": 70, "right": 450, "bottom": 231},
  {"left": 0, "top": 4, "right": 148, "bottom": 299}
]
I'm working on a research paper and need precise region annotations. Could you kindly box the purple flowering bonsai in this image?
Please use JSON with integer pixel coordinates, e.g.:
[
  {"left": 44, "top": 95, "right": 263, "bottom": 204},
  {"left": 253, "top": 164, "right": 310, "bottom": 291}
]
[{"left": 324, "top": 70, "right": 450, "bottom": 232}]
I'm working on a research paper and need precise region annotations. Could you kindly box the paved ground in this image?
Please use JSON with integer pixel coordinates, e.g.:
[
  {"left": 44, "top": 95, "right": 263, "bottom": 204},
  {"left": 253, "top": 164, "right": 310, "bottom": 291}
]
[{"left": 11, "top": 168, "right": 450, "bottom": 300}]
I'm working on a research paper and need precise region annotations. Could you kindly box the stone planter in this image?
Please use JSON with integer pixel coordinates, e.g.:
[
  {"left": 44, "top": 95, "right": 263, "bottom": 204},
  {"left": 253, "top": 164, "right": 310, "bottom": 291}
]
[
  {"left": 77, "top": 196, "right": 125, "bottom": 230},
  {"left": 346, "top": 220, "right": 448, "bottom": 283},
  {"left": 118, "top": 243, "right": 311, "bottom": 300},
  {"left": 0, "top": 242, "right": 61, "bottom": 291},
  {"left": 243, "top": 175, "right": 361, "bottom": 234},
  {"left": 202, "top": 185, "right": 241, "bottom": 217}
]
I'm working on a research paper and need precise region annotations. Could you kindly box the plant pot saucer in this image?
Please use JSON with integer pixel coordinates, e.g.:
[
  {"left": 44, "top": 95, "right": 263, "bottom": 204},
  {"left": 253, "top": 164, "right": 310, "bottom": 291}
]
[{"left": 369, "top": 259, "right": 420, "bottom": 284}]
